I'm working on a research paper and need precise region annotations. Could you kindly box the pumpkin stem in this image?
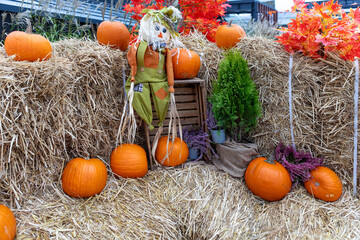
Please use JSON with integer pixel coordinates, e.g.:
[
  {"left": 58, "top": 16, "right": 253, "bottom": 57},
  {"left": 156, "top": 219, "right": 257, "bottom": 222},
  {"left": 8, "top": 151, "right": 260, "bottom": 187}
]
[
  {"left": 25, "top": 19, "right": 32, "bottom": 34},
  {"left": 228, "top": 20, "right": 233, "bottom": 27},
  {"left": 265, "top": 156, "right": 276, "bottom": 164}
]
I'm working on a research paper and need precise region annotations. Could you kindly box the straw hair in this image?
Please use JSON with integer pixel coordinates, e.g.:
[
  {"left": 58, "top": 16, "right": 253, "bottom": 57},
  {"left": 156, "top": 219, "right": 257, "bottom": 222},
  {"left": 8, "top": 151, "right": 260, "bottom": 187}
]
[{"left": 117, "top": 80, "right": 137, "bottom": 145}]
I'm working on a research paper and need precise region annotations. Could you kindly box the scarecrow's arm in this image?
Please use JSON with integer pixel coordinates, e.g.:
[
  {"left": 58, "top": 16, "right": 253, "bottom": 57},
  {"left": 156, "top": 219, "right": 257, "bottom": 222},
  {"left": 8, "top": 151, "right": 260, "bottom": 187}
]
[
  {"left": 166, "top": 49, "right": 175, "bottom": 92},
  {"left": 127, "top": 43, "right": 138, "bottom": 82}
]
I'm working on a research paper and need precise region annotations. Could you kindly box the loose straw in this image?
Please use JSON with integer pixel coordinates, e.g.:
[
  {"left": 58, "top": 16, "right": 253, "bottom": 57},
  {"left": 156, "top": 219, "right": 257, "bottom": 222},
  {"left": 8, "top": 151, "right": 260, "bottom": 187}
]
[
  {"left": 288, "top": 55, "right": 295, "bottom": 149},
  {"left": 353, "top": 59, "right": 359, "bottom": 196}
]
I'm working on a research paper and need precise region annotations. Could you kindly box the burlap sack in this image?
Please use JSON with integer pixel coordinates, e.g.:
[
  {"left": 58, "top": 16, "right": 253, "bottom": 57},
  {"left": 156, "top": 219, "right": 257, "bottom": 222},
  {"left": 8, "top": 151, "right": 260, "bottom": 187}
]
[{"left": 212, "top": 140, "right": 260, "bottom": 177}]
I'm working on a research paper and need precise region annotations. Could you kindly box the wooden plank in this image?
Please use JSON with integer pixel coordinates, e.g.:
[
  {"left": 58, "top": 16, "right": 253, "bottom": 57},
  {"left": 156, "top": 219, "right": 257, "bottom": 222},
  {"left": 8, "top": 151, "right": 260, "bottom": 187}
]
[
  {"left": 152, "top": 117, "right": 199, "bottom": 127},
  {"left": 153, "top": 109, "right": 199, "bottom": 120},
  {"left": 149, "top": 124, "right": 202, "bottom": 136},
  {"left": 174, "top": 87, "right": 196, "bottom": 94},
  {"left": 175, "top": 78, "right": 205, "bottom": 86},
  {"left": 175, "top": 94, "right": 196, "bottom": 102},
  {"left": 152, "top": 102, "right": 197, "bottom": 113}
]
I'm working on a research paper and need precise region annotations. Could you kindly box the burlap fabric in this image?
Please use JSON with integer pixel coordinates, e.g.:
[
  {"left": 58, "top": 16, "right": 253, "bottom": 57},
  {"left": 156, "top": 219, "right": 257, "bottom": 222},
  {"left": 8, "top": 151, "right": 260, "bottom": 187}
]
[{"left": 212, "top": 140, "right": 260, "bottom": 177}]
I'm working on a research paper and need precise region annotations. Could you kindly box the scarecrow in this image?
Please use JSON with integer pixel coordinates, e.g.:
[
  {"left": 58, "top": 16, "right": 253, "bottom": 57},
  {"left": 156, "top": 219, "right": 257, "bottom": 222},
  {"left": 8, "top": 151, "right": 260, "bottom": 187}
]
[{"left": 119, "top": 6, "right": 183, "bottom": 158}]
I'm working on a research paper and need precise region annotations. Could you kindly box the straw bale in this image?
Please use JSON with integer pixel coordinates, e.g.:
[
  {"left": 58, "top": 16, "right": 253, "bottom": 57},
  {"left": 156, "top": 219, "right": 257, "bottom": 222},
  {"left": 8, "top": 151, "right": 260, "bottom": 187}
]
[
  {"left": 179, "top": 33, "right": 358, "bottom": 187},
  {"left": 14, "top": 164, "right": 360, "bottom": 239},
  {"left": 1, "top": 34, "right": 360, "bottom": 207},
  {"left": 236, "top": 37, "right": 356, "bottom": 186},
  {"left": 0, "top": 39, "right": 144, "bottom": 206}
]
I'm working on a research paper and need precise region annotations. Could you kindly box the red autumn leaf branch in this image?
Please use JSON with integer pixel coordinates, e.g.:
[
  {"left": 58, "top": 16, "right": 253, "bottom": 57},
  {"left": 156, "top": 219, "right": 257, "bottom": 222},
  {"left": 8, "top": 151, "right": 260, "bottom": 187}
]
[{"left": 277, "top": 0, "right": 360, "bottom": 61}]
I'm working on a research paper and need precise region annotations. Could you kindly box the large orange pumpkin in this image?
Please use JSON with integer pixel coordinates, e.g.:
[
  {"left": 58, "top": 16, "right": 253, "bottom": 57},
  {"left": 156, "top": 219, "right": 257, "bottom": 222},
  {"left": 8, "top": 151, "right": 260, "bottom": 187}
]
[
  {"left": 215, "top": 21, "right": 246, "bottom": 50},
  {"left": 4, "top": 20, "right": 52, "bottom": 61},
  {"left": 171, "top": 49, "right": 201, "bottom": 79},
  {"left": 0, "top": 205, "right": 16, "bottom": 240},
  {"left": 245, "top": 157, "right": 292, "bottom": 201},
  {"left": 304, "top": 166, "right": 342, "bottom": 202},
  {"left": 155, "top": 136, "right": 189, "bottom": 167},
  {"left": 110, "top": 144, "right": 148, "bottom": 178},
  {"left": 62, "top": 158, "right": 108, "bottom": 198},
  {"left": 97, "top": 21, "right": 130, "bottom": 51}
]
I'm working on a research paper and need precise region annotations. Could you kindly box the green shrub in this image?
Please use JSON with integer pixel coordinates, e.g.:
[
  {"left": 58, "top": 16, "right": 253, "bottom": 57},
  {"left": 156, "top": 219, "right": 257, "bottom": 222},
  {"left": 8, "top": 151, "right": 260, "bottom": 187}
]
[{"left": 209, "top": 49, "right": 262, "bottom": 142}]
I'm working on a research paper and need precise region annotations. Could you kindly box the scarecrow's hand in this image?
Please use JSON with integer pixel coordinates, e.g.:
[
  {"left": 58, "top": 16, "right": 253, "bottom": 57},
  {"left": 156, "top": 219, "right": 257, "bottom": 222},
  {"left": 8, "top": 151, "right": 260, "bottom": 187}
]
[{"left": 169, "top": 86, "right": 175, "bottom": 93}]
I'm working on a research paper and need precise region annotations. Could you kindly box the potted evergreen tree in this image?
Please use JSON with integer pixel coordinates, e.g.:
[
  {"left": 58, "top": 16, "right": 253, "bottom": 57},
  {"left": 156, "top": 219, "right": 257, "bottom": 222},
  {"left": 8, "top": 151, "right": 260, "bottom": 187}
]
[
  {"left": 209, "top": 49, "right": 262, "bottom": 178},
  {"left": 209, "top": 49, "right": 261, "bottom": 143}
]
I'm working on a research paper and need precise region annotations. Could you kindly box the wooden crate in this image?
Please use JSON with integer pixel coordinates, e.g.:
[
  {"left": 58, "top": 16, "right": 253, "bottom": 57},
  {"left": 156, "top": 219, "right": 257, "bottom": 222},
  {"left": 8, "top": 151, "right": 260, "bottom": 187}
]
[{"left": 144, "top": 78, "right": 207, "bottom": 169}]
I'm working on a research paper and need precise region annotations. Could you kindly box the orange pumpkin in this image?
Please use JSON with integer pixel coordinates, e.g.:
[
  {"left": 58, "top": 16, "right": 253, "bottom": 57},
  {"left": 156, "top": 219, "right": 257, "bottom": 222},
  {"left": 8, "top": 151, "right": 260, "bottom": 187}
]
[
  {"left": 62, "top": 158, "right": 108, "bottom": 198},
  {"left": 215, "top": 21, "right": 246, "bottom": 50},
  {"left": 0, "top": 205, "right": 16, "bottom": 240},
  {"left": 171, "top": 49, "right": 201, "bottom": 79},
  {"left": 110, "top": 144, "right": 148, "bottom": 178},
  {"left": 155, "top": 136, "right": 189, "bottom": 167},
  {"left": 97, "top": 21, "right": 130, "bottom": 51},
  {"left": 304, "top": 166, "right": 342, "bottom": 202},
  {"left": 245, "top": 157, "right": 292, "bottom": 201},
  {"left": 4, "top": 20, "right": 52, "bottom": 62}
]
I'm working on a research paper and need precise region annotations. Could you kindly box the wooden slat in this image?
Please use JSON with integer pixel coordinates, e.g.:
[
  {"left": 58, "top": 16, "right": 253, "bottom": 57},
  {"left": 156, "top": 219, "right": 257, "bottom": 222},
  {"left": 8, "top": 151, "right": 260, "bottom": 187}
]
[
  {"left": 152, "top": 117, "right": 199, "bottom": 127},
  {"left": 153, "top": 109, "right": 199, "bottom": 121},
  {"left": 174, "top": 87, "right": 195, "bottom": 94},
  {"left": 175, "top": 78, "right": 205, "bottom": 87},
  {"left": 175, "top": 94, "right": 196, "bottom": 102},
  {"left": 149, "top": 124, "right": 202, "bottom": 136},
  {"left": 152, "top": 102, "right": 197, "bottom": 114}
]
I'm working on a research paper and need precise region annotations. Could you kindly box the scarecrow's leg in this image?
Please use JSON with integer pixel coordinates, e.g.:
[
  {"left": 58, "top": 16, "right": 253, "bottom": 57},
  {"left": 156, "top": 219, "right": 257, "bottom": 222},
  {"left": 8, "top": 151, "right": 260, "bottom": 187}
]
[
  {"left": 150, "top": 82, "right": 170, "bottom": 124},
  {"left": 150, "top": 82, "right": 170, "bottom": 159},
  {"left": 125, "top": 82, "right": 154, "bottom": 129}
]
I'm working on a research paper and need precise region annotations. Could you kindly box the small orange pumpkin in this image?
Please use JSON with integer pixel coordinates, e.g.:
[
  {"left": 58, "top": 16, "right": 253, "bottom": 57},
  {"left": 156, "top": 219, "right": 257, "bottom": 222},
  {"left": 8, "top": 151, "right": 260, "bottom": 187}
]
[
  {"left": 245, "top": 157, "right": 292, "bottom": 201},
  {"left": 155, "top": 136, "right": 189, "bottom": 167},
  {"left": 0, "top": 205, "right": 16, "bottom": 240},
  {"left": 215, "top": 20, "right": 246, "bottom": 50},
  {"left": 4, "top": 19, "right": 52, "bottom": 62},
  {"left": 171, "top": 49, "right": 201, "bottom": 79},
  {"left": 110, "top": 144, "right": 148, "bottom": 178},
  {"left": 62, "top": 158, "right": 108, "bottom": 198},
  {"left": 97, "top": 21, "right": 130, "bottom": 51},
  {"left": 304, "top": 166, "right": 342, "bottom": 202}
]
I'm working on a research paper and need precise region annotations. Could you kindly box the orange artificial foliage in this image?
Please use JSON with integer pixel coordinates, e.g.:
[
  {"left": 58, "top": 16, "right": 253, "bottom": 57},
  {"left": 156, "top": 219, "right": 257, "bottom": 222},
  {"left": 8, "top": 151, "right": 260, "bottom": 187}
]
[
  {"left": 277, "top": 0, "right": 360, "bottom": 60},
  {"left": 123, "top": 0, "right": 230, "bottom": 42}
]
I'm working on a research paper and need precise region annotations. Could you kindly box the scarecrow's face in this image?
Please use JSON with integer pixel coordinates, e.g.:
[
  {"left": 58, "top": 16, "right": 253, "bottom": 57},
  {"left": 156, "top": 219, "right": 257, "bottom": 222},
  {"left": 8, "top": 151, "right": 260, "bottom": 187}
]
[{"left": 139, "top": 16, "right": 171, "bottom": 46}]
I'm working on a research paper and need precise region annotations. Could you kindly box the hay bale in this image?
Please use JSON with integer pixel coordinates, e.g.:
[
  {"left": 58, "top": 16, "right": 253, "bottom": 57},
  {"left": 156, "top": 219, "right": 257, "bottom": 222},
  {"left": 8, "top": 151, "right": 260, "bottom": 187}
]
[
  {"left": 1, "top": 35, "right": 359, "bottom": 206},
  {"left": 0, "top": 39, "right": 145, "bottom": 206},
  {"left": 178, "top": 33, "right": 357, "bottom": 186},
  {"left": 14, "top": 164, "right": 360, "bottom": 239},
  {"left": 236, "top": 37, "right": 356, "bottom": 185}
]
